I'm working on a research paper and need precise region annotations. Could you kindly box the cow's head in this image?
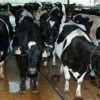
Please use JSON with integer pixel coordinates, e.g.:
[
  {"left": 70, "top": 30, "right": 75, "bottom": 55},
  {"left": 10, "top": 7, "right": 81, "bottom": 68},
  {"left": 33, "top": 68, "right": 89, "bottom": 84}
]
[
  {"left": 12, "top": 21, "right": 41, "bottom": 76},
  {"left": 27, "top": 41, "right": 41, "bottom": 72},
  {"left": 73, "top": 15, "right": 93, "bottom": 34}
]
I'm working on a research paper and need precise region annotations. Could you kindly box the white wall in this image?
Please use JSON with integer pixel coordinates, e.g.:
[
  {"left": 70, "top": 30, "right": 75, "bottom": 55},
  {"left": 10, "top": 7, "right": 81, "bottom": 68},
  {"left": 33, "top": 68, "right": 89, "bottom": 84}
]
[
  {"left": 70, "top": 0, "right": 94, "bottom": 6},
  {"left": 0, "top": 0, "right": 95, "bottom": 6}
]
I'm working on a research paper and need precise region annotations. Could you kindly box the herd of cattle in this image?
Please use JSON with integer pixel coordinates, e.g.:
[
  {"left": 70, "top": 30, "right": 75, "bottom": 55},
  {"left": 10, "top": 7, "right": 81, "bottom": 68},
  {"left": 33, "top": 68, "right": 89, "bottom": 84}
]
[{"left": 0, "top": 2, "right": 100, "bottom": 100}]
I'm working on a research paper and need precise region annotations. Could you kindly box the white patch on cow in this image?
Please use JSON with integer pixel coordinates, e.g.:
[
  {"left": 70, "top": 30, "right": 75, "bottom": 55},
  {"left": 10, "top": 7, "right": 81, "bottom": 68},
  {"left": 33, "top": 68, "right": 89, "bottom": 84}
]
[
  {"left": 37, "top": 2, "right": 42, "bottom": 9},
  {"left": 28, "top": 68, "right": 37, "bottom": 74},
  {"left": 9, "top": 15, "right": 16, "bottom": 32},
  {"left": 59, "top": 21, "right": 86, "bottom": 34},
  {"left": 43, "top": 61, "right": 48, "bottom": 66},
  {"left": 69, "top": 69, "right": 80, "bottom": 79},
  {"left": 48, "top": 45, "right": 53, "bottom": 48},
  {"left": 28, "top": 41, "right": 36, "bottom": 49},
  {"left": 0, "top": 51, "right": 4, "bottom": 56},
  {"left": 63, "top": 65, "right": 70, "bottom": 92},
  {"left": 61, "top": 4, "right": 66, "bottom": 23},
  {"left": 55, "top": 28, "right": 91, "bottom": 59},
  {"left": 61, "top": 14, "right": 66, "bottom": 23},
  {"left": 19, "top": 10, "right": 33, "bottom": 23},
  {"left": 44, "top": 42, "right": 53, "bottom": 48},
  {"left": 50, "top": 6, "right": 60, "bottom": 15},
  {"left": 62, "top": 4, "right": 65, "bottom": 14},
  {"left": 93, "top": 37, "right": 100, "bottom": 46},
  {"left": 76, "top": 71, "right": 87, "bottom": 97},
  {"left": 55, "top": 41, "right": 63, "bottom": 59},
  {"left": 63, "top": 28, "right": 91, "bottom": 51},
  {"left": 49, "top": 20, "right": 55, "bottom": 28}
]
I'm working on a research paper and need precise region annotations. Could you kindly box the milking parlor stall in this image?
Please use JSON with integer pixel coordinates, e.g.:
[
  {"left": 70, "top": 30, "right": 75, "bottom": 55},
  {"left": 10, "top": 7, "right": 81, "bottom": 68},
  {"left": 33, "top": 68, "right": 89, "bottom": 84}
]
[{"left": 0, "top": 0, "right": 100, "bottom": 100}]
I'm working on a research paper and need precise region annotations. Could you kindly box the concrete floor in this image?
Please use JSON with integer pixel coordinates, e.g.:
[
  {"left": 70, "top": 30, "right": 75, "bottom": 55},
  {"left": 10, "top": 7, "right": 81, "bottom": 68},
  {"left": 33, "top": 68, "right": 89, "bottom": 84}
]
[{"left": 0, "top": 53, "right": 61, "bottom": 100}]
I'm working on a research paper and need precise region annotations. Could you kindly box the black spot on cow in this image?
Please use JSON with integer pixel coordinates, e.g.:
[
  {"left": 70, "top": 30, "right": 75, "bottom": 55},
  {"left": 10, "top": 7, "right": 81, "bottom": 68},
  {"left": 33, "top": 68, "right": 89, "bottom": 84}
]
[
  {"left": 57, "top": 25, "right": 82, "bottom": 44},
  {"left": 73, "top": 15, "right": 82, "bottom": 23},
  {"left": 96, "top": 27, "right": 100, "bottom": 40},
  {"left": 73, "top": 15, "right": 93, "bottom": 34}
]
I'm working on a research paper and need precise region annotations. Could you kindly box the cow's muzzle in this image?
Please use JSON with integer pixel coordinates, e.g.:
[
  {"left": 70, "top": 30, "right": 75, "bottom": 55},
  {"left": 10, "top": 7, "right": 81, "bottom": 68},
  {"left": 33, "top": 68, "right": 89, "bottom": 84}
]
[{"left": 28, "top": 68, "right": 37, "bottom": 75}]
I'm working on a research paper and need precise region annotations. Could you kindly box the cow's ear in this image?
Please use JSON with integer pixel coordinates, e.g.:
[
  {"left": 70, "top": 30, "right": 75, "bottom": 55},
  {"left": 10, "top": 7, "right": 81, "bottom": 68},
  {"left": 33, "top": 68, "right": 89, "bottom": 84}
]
[{"left": 88, "top": 21, "right": 93, "bottom": 28}]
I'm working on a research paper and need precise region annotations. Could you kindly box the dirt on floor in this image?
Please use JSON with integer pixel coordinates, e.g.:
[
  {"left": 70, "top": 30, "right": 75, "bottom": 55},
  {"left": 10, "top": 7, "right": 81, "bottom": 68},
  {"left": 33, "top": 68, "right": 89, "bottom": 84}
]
[{"left": 2, "top": 53, "right": 100, "bottom": 100}]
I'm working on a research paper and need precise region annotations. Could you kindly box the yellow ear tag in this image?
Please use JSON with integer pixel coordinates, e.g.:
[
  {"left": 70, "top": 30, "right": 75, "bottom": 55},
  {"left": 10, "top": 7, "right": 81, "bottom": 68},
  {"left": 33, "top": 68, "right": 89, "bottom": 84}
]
[
  {"left": 42, "top": 50, "right": 47, "bottom": 57},
  {"left": 15, "top": 47, "right": 21, "bottom": 55}
]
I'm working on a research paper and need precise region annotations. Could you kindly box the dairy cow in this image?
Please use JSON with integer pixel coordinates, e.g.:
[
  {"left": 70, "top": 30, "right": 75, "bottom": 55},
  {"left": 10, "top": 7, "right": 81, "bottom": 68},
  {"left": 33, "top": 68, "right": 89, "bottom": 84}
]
[
  {"left": 53, "top": 20, "right": 100, "bottom": 99},
  {"left": 0, "top": 14, "right": 13, "bottom": 79},
  {"left": 12, "top": 8, "right": 44, "bottom": 93}
]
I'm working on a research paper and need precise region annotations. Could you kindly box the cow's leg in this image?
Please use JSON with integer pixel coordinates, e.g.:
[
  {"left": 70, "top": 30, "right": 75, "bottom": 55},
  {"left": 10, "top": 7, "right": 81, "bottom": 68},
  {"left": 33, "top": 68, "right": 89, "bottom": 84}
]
[
  {"left": 20, "top": 76, "right": 26, "bottom": 94},
  {"left": 63, "top": 65, "right": 70, "bottom": 93},
  {"left": 16, "top": 56, "right": 27, "bottom": 94},
  {"left": 0, "top": 61, "right": 4, "bottom": 79},
  {"left": 52, "top": 50, "right": 57, "bottom": 67},
  {"left": 32, "top": 74, "right": 38, "bottom": 93},
  {"left": 28, "top": 68, "right": 38, "bottom": 93},
  {"left": 60, "top": 64, "right": 64, "bottom": 74},
  {"left": 75, "top": 71, "right": 87, "bottom": 99},
  {"left": 20, "top": 67, "right": 27, "bottom": 94}
]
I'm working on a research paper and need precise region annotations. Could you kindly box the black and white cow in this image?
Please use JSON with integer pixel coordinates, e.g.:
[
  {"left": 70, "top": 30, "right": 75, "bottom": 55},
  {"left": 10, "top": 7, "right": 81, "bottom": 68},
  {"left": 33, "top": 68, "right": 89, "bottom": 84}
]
[
  {"left": 72, "top": 13, "right": 100, "bottom": 46},
  {"left": 53, "top": 20, "right": 100, "bottom": 99},
  {"left": 12, "top": 8, "right": 44, "bottom": 93},
  {"left": 0, "top": 14, "right": 13, "bottom": 79},
  {"left": 9, "top": 2, "right": 52, "bottom": 93},
  {"left": 40, "top": 4, "right": 66, "bottom": 67}
]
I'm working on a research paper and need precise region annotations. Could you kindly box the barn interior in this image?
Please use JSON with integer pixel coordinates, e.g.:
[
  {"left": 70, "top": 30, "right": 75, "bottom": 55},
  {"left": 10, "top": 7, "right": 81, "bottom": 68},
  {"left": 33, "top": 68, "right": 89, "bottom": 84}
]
[{"left": 0, "top": 0, "right": 100, "bottom": 100}]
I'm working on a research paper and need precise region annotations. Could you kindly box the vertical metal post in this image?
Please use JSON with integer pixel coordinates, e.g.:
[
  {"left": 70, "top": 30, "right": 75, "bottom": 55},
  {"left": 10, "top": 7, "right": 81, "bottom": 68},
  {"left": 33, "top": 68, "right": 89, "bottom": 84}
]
[{"left": 67, "top": 0, "right": 70, "bottom": 5}]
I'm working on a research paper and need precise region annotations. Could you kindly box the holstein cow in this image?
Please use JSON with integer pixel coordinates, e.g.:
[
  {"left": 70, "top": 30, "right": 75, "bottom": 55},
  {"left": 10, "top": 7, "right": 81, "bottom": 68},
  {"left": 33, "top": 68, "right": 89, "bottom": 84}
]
[
  {"left": 72, "top": 12, "right": 100, "bottom": 46},
  {"left": 54, "top": 20, "right": 100, "bottom": 99},
  {"left": 40, "top": 3, "right": 68, "bottom": 67},
  {"left": 0, "top": 14, "right": 13, "bottom": 79},
  {"left": 12, "top": 9, "right": 43, "bottom": 93}
]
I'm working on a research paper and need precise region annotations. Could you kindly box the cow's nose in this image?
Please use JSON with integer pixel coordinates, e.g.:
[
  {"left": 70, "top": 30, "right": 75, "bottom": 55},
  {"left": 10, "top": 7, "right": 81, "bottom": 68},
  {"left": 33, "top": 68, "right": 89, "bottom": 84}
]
[{"left": 28, "top": 68, "right": 37, "bottom": 75}]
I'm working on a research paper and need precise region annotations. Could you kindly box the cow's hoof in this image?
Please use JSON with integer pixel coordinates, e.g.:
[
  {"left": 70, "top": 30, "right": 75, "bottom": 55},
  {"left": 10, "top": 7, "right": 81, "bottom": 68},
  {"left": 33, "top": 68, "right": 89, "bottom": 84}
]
[
  {"left": 33, "top": 90, "right": 38, "bottom": 93},
  {"left": 74, "top": 97, "right": 84, "bottom": 100},
  {"left": 33, "top": 87, "right": 38, "bottom": 93},
  {"left": 20, "top": 90, "right": 26, "bottom": 94},
  {"left": 20, "top": 84, "right": 26, "bottom": 94}
]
